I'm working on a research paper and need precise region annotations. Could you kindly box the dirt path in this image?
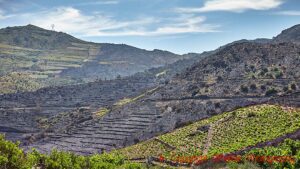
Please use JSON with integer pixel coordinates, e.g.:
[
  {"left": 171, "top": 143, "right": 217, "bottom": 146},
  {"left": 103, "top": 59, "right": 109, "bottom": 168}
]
[{"left": 202, "top": 117, "right": 226, "bottom": 155}]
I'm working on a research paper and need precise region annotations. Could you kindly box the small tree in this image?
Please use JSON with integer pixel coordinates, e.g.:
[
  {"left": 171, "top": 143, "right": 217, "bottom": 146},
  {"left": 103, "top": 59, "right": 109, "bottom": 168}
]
[
  {"left": 240, "top": 85, "right": 249, "bottom": 93},
  {"left": 291, "top": 83, "right": 297, "bottom": 90},
  {"left": 265, "top": 88, "right": 278, "bottom": 96},
  {"left": 260, "top": 85, "right": 266, "bottom": 91},
  {"left": 250, "top": 84, "right": 257, "bottom": 90}
]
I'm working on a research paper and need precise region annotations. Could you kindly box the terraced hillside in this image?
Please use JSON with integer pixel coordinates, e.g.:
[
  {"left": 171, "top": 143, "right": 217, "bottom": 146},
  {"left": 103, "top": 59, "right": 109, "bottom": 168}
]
[
  {"left": 0, "top": 74, "right": 157, "bottom": 142},
  {"left": 27, "top": 39, "right": 300, "bottom": 155},
  {"left": 0, "top": 51, "right": 203, "bottom": 143},
  {"left": 117, "top": 104, "right": 300, "bottom": 160},
  {"left": 0, "top": 24, "right": 299, "bottom": 164},
  {"left": 0, "top": 25, "right": 188, "bottom": 94}
]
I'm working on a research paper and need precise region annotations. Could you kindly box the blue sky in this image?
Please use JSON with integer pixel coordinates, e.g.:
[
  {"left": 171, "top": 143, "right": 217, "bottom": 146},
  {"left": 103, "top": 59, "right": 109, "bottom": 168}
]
[{"left": 0, "top": 0, "right": 300, "bottom": 54}]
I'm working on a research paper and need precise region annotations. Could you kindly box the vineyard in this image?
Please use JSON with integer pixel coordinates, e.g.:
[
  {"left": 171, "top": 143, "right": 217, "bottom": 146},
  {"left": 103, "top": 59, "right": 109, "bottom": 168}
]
[
  {"left": 1, "top": 104, "right": 299, "bottom": 169},
  {"left": 116, "top": 104, "right": 300, "bottom": 168}
]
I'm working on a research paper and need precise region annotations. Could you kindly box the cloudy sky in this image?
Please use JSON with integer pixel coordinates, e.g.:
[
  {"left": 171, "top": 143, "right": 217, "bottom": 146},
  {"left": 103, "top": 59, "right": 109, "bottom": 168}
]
[{"left": 0, "top": 0, "right": 300, "bottom": 54}]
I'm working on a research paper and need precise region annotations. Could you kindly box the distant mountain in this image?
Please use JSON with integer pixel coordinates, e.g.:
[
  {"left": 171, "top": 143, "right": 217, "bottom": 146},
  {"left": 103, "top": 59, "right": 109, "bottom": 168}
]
[
  {"left": 0, "top": 25, "right": 189, "bottom": 94},
  {"left": 0, "top": 24, "right": 85, "bottom": 49},
  {"left": 273, "top": 24, "right": 300, "bottom": 44}
]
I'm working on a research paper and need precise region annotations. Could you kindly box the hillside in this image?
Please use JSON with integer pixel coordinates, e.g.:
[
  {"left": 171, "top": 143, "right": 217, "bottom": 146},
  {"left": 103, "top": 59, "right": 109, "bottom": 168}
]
[
  {"left": 0, "top": 25, "right": 188, "bottom": 94},
  {"left": 0, "top": 24, "right": 300, "bottom": 169},
  {"left": 273, "top": 24, "right": 300, "bottom": 44},
  {"left": 0, "top": 24, "right": 85, "bottom": 49},
  {"left": 0, "top": 105, "right": 300, "bottom": 168},
  {"left": 22, "top": 25, "right": 300, "bottom": 156},
  {"left": 115, "top": 104, "right": 300, "bottom": 168},
  {"left": 0, "top": 51, "right": 203, "bottom": 142},
  {"left": 118, "top": 104, "right": 300, "bottom": 159}
]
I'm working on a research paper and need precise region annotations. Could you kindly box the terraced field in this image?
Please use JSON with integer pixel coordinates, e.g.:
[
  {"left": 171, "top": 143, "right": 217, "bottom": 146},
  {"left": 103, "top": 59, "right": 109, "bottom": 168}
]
[
  {"left": 34, "top": 102, "right": 164, "bottom": 155},
  {"left": 0, "top": 25, "right": 189, "bottom": 94},
  {"left": 117, "top": 104, "right": 300, "bottom": 160},
  {"left": 0, "top": 75, "right": 157, "bottom": 142},
  {"left": 0, "top": 42, "right": 100, "bottom": 94}
]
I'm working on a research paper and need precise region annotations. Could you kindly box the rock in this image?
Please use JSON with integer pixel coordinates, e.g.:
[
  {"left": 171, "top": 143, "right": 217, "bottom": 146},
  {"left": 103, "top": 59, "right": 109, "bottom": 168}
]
[{"left": 197, "top": 125, "right": 210, "bottom": 132}]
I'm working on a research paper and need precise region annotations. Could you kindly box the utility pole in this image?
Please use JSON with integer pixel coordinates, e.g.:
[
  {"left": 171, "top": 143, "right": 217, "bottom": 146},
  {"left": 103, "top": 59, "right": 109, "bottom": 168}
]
[{"left": 51, "top": 24, "right": 55, "bottom": 31}]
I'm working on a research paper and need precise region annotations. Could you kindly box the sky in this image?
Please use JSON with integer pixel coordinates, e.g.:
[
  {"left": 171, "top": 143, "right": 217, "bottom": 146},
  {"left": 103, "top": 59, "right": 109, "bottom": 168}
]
[{"left": 0, "top": 0, "right": 300, "bottom": 54}]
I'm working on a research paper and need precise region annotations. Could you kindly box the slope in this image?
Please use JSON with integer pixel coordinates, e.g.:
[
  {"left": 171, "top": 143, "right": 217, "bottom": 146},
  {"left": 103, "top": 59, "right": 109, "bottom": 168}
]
[
  {"left": 117, "top": 104, "right": 300, "bottom": 160},
  {"left": 29, "top": 42, "right": 300, "bottom": 155},
  {"left": 0, "top": 25, "right": 187, "bottom": 94}
]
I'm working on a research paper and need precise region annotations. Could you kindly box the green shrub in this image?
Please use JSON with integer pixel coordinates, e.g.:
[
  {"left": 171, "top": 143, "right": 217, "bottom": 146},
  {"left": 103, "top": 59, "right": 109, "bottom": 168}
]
[
  {"left": 0, "top": 135, "right": 143, "bottom": 169},
  {"left": 0, "top": 135, "right": 32, "bottom": 169},
  {"left": 250, "top": 84, "right": 257, "bottom": 90},
  {"left": 291, "top": 84, "right": 297, "bottom": 90},
  {"left": 240, "top": 85, "right": 249, "bottom": 93},
  {"left": 265, "top": 88, "right": 277, "bottom": 96},
  {"left": 275, "top": 71, "right": 283, "bottom": 79},
  {"left": 260, "top": 85, "right": 266, "bottom": 91}
]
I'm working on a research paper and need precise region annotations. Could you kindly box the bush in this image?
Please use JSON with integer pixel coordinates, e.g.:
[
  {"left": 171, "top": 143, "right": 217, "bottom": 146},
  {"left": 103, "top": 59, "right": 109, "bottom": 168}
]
[
  {"left": 291, "top": 84, "right": 297, "bottom": 90},
  {"left": 0, "top": 135, "right": 143, "bottom": 169},
  {"left": 265, "top": 88, "right": 278, "bottom": 96},
  {"left": 247, "top": 112, "right": 256, "bottom": 118},
  {"left": 0, "top": 135, "right": 31, "bottom": 169},
  {"left": 240, "top": 85, "right": 248, "bottom": 93},
  {"left": 250, "top": 84, "right": 257, "bottom": 90},
  {"left": 215, "top": 102, "right": 221, "bottom": 109},
  {"left": 275, "top": 71, "right": 283, "bottom": 79}
]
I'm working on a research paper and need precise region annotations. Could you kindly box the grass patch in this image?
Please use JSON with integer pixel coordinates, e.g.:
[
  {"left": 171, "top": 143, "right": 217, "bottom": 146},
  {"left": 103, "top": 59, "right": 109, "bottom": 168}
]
[
  {"left": 114, "top": 87, "right": 159, "bottom": 107},
  {"left": 93, "top": 108, "right": 110, "bottom": 118},
  {"left": 155, "top": 70, "right": 167, "bottom": 77}
]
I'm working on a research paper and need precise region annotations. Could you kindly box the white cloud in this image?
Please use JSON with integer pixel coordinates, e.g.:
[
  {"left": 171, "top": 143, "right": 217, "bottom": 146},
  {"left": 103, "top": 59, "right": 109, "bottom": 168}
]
[
  {"left": 177, "top": 0, "right": 285, "bottom": 13},
  {"left": 89, "top": 15, "right": 220, "bottom": 36},
  {"left": 275, "top": 10, "right": 300, "bottom": 16},
  {"left": 1, "top": 7, "right": 219, "bottom": 36},
  {"left": 146, "top": 15, "right": 219, "bottom": 36},
  {"left": 75, "top": 0, "right": 119, "bottom": 6}
]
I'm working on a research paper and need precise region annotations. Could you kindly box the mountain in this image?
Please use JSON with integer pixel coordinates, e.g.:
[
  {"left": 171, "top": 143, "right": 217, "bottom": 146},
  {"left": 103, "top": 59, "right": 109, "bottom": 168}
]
[
  {"left": 0, "top": 25, "right": 188, "bottom": 94},
  {"left": 0, "top": 24, "right": 85, "bottom": 49},
  {"left": 0, "top": 24, "right": 300, "bottom": 168},
  {"left": 0, "top": 50, "right": 204, "bottom": 142},
  {"left": 273, "top": 24, "right": 300, "bottom": 44},
  {"left": 17, "top": 25, "right": 299, "bottom": 155}
]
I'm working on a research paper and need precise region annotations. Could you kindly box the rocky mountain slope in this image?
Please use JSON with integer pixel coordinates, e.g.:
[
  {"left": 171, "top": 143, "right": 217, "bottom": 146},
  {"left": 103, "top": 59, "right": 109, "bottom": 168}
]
[
  {"left": 0, "top": 24, "right": 299, "bottom": 164},
  {"left": 0, "top": 51, "right": 204, "bottom": 142},
  {"left": 273, "top": 24, "right": 300, "bottom": 44},
  {"left": 0, "top": 25, "right": 188, "bottom": 94},
  {"left": 19, "top": 25, "right": 300, "bottom": 155}
]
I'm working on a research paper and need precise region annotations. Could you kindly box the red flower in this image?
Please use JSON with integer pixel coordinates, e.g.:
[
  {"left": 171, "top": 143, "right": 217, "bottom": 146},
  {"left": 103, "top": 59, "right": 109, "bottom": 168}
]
[{"left": 158, "top": 154, "right": 165, "bottom": 162}]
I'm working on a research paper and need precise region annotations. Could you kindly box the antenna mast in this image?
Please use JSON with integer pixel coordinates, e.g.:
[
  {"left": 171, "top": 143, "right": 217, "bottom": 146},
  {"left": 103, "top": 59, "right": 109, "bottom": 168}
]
[{"left": 51, "top": 24, "right": 55, "bottom": 31}]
